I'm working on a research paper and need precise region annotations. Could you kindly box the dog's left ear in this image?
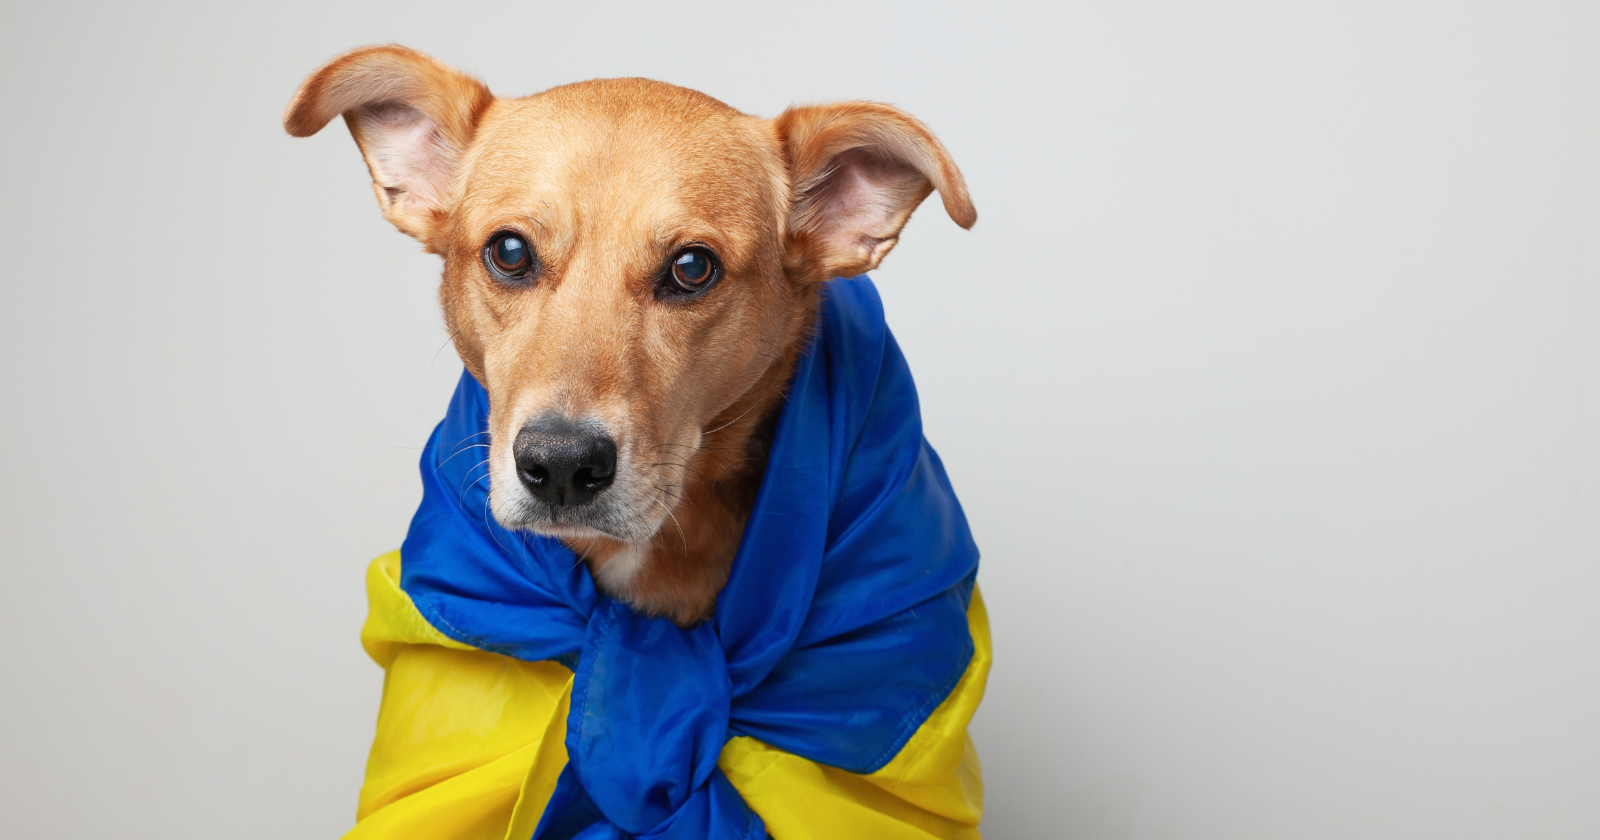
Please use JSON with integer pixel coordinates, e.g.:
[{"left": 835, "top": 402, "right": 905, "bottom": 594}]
[{"left": 774, "top": 102, "right": 976, "bottom": 281}]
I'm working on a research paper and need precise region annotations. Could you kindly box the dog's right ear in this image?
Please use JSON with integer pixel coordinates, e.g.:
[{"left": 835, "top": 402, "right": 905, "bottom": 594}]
[{"left": 284, "top": 45, "right": 493, "bottom": 247}]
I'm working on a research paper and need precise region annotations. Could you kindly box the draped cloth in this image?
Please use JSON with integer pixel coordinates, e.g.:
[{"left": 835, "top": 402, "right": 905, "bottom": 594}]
[{"left": 352, "top": 277, "right": 986, "bottom": 839}]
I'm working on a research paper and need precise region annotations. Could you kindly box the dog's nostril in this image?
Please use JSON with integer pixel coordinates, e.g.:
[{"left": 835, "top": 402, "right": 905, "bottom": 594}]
[
  {"left": 519, "top": 464, "right": 550, "bottom": 487},
  {"left": 574, "top": 465, "right": 612, "bottom": 491}
]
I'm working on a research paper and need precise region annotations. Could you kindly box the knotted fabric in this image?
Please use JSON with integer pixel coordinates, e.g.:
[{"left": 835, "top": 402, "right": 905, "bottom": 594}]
[{"left": 399, "top": 277, "right": 980, "bottom": 839}]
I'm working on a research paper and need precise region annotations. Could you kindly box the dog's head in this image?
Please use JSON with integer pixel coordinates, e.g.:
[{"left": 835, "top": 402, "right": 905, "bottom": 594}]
[{"left": 286, "top": 46, "right": 973, "bottom": 548}]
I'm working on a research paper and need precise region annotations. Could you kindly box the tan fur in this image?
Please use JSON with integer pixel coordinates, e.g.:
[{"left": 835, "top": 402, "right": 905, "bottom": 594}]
[{"left": 286, "top": 46, "right": 974, "bottom": 626}]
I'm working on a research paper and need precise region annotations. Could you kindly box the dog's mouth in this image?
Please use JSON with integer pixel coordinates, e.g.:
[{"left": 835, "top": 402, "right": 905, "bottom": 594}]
[
  {"left": 521, "top": 506, "right": 650, "bottom": 542},
  {"left": 493, "top": 491, "right": 667, "bottom": 544}
]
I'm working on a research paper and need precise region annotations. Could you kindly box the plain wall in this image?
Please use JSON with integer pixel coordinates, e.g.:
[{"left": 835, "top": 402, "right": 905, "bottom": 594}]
[{"left": 2, "top": 2, "right": 1596, "bottom": 837}]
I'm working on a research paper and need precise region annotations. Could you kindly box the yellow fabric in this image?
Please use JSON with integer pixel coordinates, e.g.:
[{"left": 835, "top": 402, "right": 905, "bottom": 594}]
[
  {"left": 720, "top": 590, "right": 991, "bottom": 840},
  {"left": 346, "top": 551, "right": 991, "bottom": 839}
]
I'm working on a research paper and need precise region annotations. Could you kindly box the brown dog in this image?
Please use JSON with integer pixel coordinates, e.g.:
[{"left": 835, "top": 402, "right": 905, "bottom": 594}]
[{"left": 286, "top": 45, "right": 974, "bottom": 626}]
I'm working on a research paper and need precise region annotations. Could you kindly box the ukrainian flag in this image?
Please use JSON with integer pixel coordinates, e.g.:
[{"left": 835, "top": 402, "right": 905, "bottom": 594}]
[{"left": 342, "top": 278, "right": 988, "bottom": 839}]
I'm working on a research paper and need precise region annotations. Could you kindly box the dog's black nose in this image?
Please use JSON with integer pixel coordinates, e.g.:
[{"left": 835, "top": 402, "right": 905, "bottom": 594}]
[{"left": 513, "top": 416, "right": 617, "bottom": 507}]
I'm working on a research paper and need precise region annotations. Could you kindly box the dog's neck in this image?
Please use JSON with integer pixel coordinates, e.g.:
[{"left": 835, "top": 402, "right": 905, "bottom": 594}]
[{"left": 563, "top": 287, "right": 821, "bottom": 626}]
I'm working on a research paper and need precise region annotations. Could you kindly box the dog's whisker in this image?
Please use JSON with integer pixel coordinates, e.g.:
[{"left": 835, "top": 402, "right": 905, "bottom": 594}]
[
  {"left": 650, "top": 442, "right": 738, "bottom": 453},
  {"left": 565, "top": 532, "right": 602, "bottom": 572},
  {"left": 411, "top": 431, "right": 492, "bottom": 452},
  {"left": 430, "top": 328, "right": 463, "bottom": 372},
  {"left": 458, "top": 459, "right": 492, "bottom": 498},
  {"left": 702, "top": 402, "right": 758, "bottom": 437},
  {"left": 650, "top": 495, "right": 689, "bottom": 561},
  {"left": 649, "top": 438, "right": 726, "bottom": 451},
  {"left": 651, "top": 460, "right": 715, "bottom": 483},
  {"left": 434, "top": 443, "right": 492, "bottom": 475},
  {"left": 460, "top": 475, "right": 491, "bottom": 505},
  {"left": 479, "top": 493, "right": 511, "bottom": 554},
  {"left": 655, "top": 483, "right": 695, "bottom": 511}
]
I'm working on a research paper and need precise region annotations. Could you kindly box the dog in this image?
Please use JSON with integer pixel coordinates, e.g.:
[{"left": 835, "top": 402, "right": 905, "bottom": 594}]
[
  {"left": 286, "top": 45, "right": 984, "bottom": 839},
  {"left": 286, "top": 45, "right": 974, "bottom": 626}
]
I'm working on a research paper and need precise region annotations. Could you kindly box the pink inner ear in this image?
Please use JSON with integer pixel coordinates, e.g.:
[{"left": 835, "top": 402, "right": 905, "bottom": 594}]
[
  {"left": 812, "top": 148, "right": 929, "bottom": 259},
  {"left": 356, "top": 102, "right": 454, "bottom": 210}
]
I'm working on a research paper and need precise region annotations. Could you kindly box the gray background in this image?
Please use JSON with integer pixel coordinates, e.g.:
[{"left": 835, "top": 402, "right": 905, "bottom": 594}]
[{"left": 2, "top": 1, "right": 1596, "bottom": 838}]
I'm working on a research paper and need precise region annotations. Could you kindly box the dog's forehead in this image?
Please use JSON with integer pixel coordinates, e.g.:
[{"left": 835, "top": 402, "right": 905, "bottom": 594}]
[{"left": 456, "top": 79, "right": 783, "bottom": 242}]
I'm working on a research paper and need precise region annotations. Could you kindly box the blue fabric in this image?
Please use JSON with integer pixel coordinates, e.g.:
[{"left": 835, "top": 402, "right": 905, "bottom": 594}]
[{"left": 399, "top": 277, "right": 980, "bottom": 840}]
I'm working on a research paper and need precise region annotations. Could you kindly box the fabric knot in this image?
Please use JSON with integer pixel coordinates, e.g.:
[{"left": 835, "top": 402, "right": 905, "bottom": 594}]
[{"left": 536, "top": 597, "right": 754, "bottom": 839}]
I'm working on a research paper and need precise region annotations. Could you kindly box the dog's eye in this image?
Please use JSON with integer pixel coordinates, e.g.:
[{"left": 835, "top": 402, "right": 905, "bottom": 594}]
[
  {"left": 483, "top": 232, "right": 535, "bottom": 281},
  {"left": 666, "top": 247, "right": 719, "bottom": 295}
]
